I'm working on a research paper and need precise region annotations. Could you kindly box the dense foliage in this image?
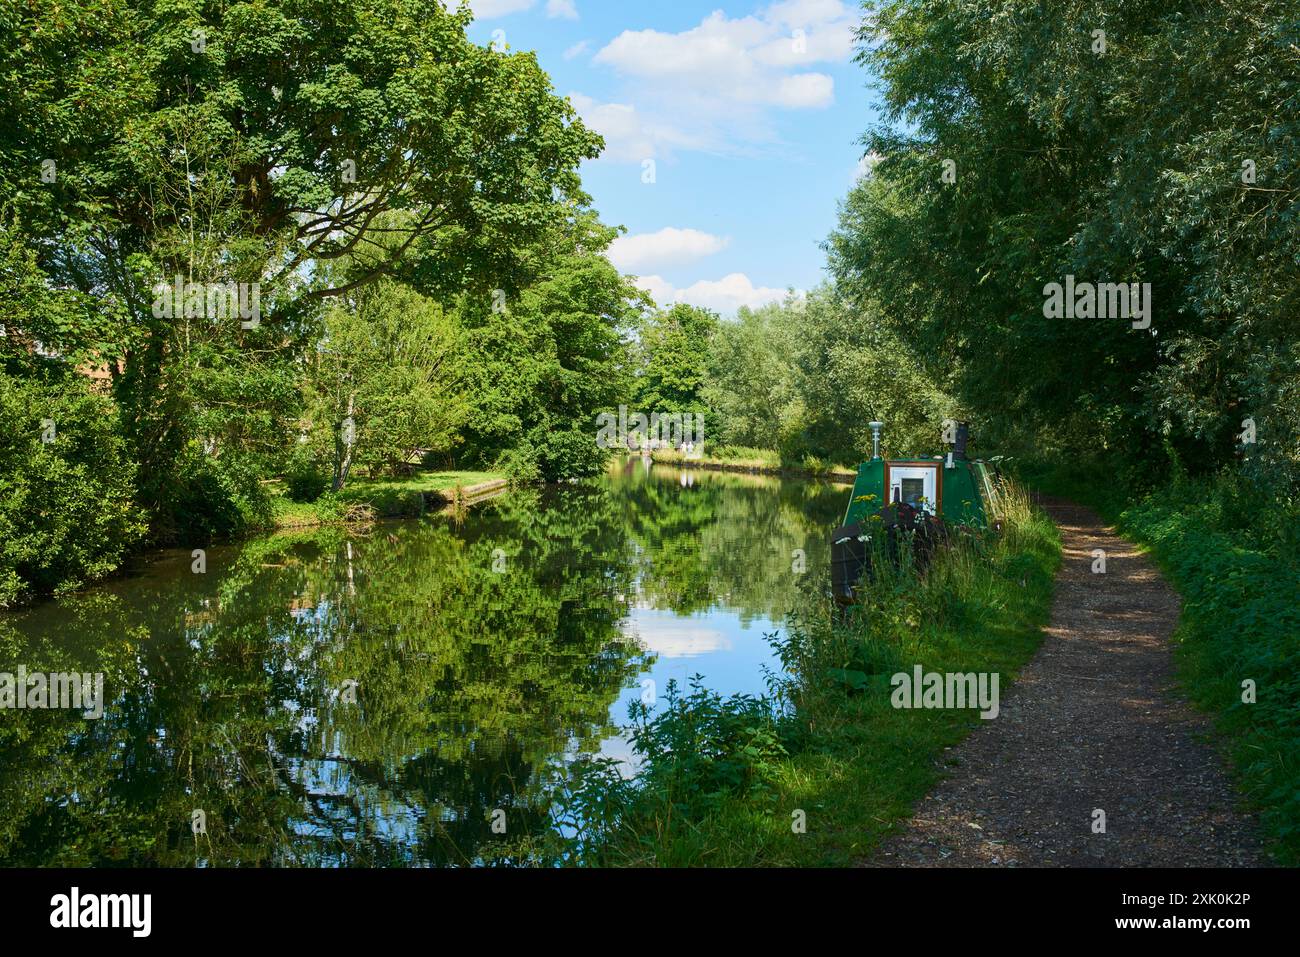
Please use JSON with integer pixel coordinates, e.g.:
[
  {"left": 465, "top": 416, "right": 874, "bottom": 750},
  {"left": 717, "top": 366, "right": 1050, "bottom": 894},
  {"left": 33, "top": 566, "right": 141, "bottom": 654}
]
[
  {"left": 457, "top": 217, "right": 644, "bottom": 481},
  {"left": 826, "top": 0, "right": 1299, "bottom": 861},
  {"left": 0, "top": 0, "right": 641, "bottom": 602},
  {"left": 629, "top": 303, "right": 719, "bottom": 433},
  {"left": 828, "top": 0, "right": 1298, "bottom": 490},
  {"left": 0, "top": 372, "right": 147, "bottom": 605},
  {"left": 305, "top": 279, "right": 468, "bottom": 490},
  {"left": 709, "top": 289, "right": 952, "bottom": 462}
]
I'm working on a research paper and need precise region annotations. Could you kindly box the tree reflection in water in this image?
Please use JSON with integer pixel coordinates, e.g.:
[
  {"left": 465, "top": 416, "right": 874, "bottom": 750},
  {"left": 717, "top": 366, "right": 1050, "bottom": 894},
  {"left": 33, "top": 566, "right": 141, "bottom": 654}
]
[{"left": 0, "top": 465, "right": 845, "bottom": 866}]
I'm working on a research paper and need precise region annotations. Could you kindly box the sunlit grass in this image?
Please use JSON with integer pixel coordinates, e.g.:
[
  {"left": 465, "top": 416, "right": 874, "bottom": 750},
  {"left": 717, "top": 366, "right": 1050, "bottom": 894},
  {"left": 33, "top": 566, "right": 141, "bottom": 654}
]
[
  {"left": 269, "top": 470, "right": 505, "bottom": 527},
  {"left": 344, "top": 470, "right": 503, "bottom": 496},
  {"left": 646, "top": 445, "right": 857, "bottom": 478}
]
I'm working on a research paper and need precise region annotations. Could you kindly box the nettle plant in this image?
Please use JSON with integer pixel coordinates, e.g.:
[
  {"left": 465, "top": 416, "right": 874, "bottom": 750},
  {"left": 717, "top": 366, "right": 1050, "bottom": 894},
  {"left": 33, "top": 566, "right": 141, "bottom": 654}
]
[{"left": 624, "top": 676, "right": 788, "bottom": 815}]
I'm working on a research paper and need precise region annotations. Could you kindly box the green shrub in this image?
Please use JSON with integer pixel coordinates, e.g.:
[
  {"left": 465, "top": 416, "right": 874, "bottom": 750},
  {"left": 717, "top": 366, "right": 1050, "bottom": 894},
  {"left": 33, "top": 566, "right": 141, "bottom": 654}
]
[
  {"left": 626, "top": 676, "right": 787, "bottom": 815},
  {"left": 516, "top": 424, "right": 610, "bottom": 482},
  {"left": 161, "top": 447, "right": 274, "bottom": 543},
  {"left": 0, "top": 373, "right": 147, "bottom": 605},
  {"left": 284, "top": 449, "right": 330, "bottom": 503},
  {"left": 1118, "top": 480, "right": 1300, "bottom": 862},
  {"left": 308, "top": 491, "right": 349, "bottom": 524}
]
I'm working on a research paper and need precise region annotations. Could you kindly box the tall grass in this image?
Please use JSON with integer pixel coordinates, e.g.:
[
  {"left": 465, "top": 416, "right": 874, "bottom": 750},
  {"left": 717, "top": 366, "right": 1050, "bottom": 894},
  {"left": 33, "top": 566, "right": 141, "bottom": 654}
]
[
  {"left": 646, "top": 445, "right": 856, "bottom": 476},
  {"left": 647, "top": 445, "right": 781, "bottom": 469}
]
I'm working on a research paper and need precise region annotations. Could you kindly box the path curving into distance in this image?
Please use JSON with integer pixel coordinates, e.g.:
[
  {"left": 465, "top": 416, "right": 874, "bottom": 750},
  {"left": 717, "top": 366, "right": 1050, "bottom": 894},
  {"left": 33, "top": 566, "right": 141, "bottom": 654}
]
[{"left": 869, "top": 497, "right": 1264, "bottom": 867}]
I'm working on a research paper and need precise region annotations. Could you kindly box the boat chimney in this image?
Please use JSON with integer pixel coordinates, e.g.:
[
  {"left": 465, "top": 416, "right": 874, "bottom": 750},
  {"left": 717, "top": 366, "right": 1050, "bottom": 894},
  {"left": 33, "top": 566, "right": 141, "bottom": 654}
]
[
  {"left": 869, "top": 421, "right": 884, "bottom": 460},
  {"left": 953, "top": 422, "right": 970, "bottom": 460}
]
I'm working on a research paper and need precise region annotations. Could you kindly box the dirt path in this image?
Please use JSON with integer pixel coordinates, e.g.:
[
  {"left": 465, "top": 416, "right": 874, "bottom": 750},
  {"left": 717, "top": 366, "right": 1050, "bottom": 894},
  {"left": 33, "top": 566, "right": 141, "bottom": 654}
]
[{"left": 870, "top": 497, "right": 1263, "bottom": 867}]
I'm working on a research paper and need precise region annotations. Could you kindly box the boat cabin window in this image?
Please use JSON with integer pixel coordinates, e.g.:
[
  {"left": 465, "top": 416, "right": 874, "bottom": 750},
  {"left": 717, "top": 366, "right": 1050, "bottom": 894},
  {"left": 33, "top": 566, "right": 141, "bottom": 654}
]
[{"left": 888, "top": 464, "right": 939, "bottom": 514}]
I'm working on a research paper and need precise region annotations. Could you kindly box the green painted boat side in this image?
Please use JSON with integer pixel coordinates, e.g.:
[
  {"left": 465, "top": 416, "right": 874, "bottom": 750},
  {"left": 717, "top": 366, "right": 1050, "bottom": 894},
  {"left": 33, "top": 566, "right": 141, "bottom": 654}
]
[
  {"left": 842, "top": 457, "right": 992, "bottom": 528},
  {"left": 843, "top": 459, "right": 885, "bottom": 525}
]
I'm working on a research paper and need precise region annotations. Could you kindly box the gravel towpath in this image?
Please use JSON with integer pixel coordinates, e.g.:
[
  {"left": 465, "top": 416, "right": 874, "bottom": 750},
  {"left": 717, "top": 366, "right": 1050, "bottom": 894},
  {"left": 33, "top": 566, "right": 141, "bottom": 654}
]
[{"left": 869, "top": 497, "right": 1263, "bottom": 867}]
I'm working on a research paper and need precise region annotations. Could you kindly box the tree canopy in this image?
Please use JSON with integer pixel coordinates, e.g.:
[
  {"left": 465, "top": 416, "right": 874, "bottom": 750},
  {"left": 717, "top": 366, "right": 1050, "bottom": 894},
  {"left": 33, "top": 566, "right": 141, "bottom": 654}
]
[{"left": 828, "top": 0, "right": 1298, "bottom": 491}]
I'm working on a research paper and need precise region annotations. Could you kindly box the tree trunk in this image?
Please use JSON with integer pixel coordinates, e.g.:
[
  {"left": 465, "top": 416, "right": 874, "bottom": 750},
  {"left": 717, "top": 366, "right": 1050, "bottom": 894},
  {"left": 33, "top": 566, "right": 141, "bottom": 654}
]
[{"left": 333, "top": 392, "right": 355, "bottom": 492}]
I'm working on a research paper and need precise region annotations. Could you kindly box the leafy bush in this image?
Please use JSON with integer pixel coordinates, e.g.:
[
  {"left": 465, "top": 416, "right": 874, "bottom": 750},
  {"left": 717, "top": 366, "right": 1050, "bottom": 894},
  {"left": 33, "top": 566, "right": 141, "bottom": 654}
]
[
  {"left": 283, "top": 449, "right": 330, "bottom": 503},
  {"left": 488, "top": 424, "right": 612, "bottom": 483},
  {"left": 703, "top": 445, "right": 782, "bottom": 468},
  {"left": 1116, "top": 479, "right": 1300, "bottom": 862},
  {"left": 626, "top": 676, "right": 788, "bottom": 815},
  {"left": 0, "top": 373, "right": 147, "bottom": 605},
  {"left": 160, "top": 447, "right": 273, "bottom": 543},
  {"left": 552, "top": 677, "right": 790, "bottom": 865}
]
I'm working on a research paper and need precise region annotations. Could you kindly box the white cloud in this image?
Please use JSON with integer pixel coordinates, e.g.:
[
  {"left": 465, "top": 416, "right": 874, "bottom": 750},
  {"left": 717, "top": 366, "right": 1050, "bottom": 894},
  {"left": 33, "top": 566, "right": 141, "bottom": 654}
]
[
  {"left": 545, "top": 0, "right": 577, "bottom": 19},
  {"left": 607, "top": 227, "right": 730, "bottom": 273},
  {"left": 594, "top": 4, "right": 855, "bottom": 81},
  {"left": 593, "top": 14, "right": 772, "bottom": 83},
  {"left": 854, "top": 150, "right": 883, "bottom": 182},
  {"left": 591, "top": 13, "right": 841, "bottom": 111},
  {"left": 635, "top": 273, "right": 795, "bottom": 314},
  {"left": 767, "top": 0, "right": 858, "bottom": 31},
  {"left": 633, "top": 274, "right": 680, "bottom": 308},
  {"left": 630, "top": 619, "right": 733, "bottom": 658},
  {"left": 772, "top": 72, "right": 835, "bottom": 108},
  {"left": 563, "top": 40, "right": 589, "bottom": 60},
  {"left": 568, "top": 93, "right": 708, "bottom": 161},
  {"left": 464, "top": 0, "right": 534, "bottom": 17},
  {"left": 582, "top": 2, "right": 858, "bottom": 160}
]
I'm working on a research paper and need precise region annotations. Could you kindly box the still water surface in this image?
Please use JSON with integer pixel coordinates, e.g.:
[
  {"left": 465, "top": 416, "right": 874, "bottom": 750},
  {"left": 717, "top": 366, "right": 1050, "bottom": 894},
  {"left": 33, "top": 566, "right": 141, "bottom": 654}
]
[{"left": 0, "top": 462, "right": 845, "bottom": 865}]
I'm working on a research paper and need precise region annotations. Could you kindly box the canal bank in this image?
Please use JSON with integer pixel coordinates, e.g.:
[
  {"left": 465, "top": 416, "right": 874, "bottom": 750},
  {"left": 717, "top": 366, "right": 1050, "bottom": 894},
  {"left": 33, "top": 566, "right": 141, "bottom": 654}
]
[
  {"left": 634, "top": 448, "right": 857, "bottom": 482},
  {"left": 269, "top": 471, "right": 509, "bottom": 528}
]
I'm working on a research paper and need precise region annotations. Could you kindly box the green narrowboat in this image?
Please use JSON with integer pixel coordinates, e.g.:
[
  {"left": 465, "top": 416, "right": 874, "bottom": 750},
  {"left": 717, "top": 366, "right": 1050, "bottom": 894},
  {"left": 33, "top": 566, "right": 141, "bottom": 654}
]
[{"left": 830, "top": 421, "right": 1001, "bottom": 604}]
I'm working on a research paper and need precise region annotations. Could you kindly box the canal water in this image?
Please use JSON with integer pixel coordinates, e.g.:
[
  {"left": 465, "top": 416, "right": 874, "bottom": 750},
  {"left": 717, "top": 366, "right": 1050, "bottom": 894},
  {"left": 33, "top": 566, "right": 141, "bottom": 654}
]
[{"left": 0, "top": 461, "right": 846, "bottom": 865}]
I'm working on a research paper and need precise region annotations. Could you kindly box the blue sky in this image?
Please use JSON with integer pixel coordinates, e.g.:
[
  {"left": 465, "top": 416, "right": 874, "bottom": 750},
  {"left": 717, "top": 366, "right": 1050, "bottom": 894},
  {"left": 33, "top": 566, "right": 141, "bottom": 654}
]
[{"left": 463, "top": 0, "right": 880, "bottom": 315}]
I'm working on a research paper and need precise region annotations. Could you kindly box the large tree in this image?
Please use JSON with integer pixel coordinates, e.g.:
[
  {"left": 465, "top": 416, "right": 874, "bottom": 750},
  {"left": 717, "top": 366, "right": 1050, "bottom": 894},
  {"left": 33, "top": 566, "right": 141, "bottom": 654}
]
[
  {"left": 700, "top": 289, "right": 951, "bottom": 463},
  {"left": 1, "top": 0, "right": 602, "bottom": 530},
  {"left": 830, "top": 0, "right": 1298, "bottom": 491},
  {"left": 631, "top": 303, "right": 719, "bottom": 430},
  {"left": 457, "top": 214, "right": 646, "bottom": 480},
  {"left": 704, "top": 299, "right": 800, "bottom": 450}
]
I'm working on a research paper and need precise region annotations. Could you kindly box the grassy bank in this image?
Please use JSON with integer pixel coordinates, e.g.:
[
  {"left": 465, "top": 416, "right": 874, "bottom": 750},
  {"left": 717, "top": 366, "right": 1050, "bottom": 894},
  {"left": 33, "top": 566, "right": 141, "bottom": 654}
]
[
  {"left": 1019, "top": 460, "right": 1300, "bottom": 864},
  {"left": 644, "top": 445, "right": 857, "bottom": 480},
  {"left": 558, "top": 479, "right": 1059, "bottom": 866},
  {"left": 270, "top": 470, "right": 505, "bottom": 528}
]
